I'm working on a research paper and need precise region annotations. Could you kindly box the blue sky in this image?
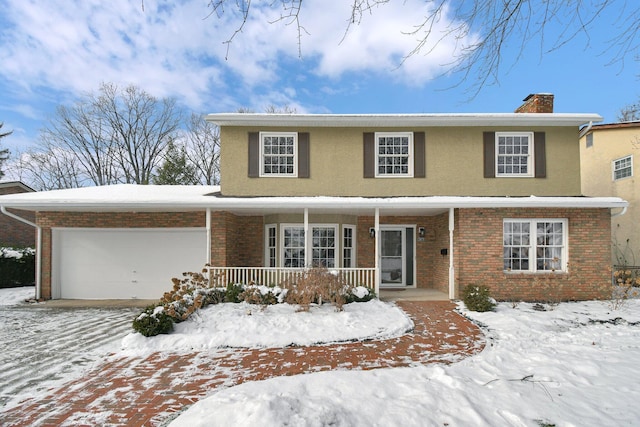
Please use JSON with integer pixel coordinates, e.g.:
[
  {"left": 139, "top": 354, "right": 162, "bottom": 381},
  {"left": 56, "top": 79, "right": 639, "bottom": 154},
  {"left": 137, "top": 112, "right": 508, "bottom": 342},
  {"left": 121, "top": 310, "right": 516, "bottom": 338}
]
[{"left": 0, "top": 0, "right": 638, "bottom": 155}]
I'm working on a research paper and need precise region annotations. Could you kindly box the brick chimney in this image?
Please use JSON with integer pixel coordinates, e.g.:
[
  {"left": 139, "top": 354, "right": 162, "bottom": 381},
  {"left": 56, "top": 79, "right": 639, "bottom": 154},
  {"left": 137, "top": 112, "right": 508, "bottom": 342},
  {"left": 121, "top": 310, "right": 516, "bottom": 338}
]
[{"left": 514, "top": 93, "right": 554, "bottom": 113}]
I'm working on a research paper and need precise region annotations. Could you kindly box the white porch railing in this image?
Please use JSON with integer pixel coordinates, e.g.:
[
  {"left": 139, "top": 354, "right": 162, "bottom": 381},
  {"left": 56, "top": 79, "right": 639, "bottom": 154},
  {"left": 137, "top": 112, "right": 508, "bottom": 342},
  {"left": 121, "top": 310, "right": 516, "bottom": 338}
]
[{"left": 206, "top": 266, "right": 377, "bottom": 291}]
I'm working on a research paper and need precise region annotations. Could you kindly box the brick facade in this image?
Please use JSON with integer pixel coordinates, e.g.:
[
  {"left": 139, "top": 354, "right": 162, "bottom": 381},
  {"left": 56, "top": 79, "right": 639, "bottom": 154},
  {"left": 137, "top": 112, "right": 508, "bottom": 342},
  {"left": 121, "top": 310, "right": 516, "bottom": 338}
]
[
  {"left": 0, "top": 184, "right": 36, "bottom": 247},
  {"left": 210, "top": 212, "right": 263, "bottom": 267},
  {"left": 455, "top": 208, "right": 611, "bottom": 301}
]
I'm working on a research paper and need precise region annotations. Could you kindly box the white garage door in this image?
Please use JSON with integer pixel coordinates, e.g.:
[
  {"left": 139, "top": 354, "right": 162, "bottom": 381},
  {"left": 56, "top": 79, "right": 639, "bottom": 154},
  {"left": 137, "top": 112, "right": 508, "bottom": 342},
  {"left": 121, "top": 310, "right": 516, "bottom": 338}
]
[{"left": 52, "top": 228, "right": 207, "bottom": 299}]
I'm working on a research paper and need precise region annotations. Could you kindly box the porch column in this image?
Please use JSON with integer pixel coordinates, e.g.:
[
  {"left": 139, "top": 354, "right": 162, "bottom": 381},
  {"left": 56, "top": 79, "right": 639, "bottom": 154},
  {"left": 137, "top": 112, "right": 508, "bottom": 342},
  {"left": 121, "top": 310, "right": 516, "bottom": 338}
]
[
  {"left": 374, "top": 207, "right": 380, "bottom": 296},
  {"left": 448, "top": 207, "right": 455, "bottom": 299},
  {"left": 206, "top": 208, "right": 212, "bottom": 265},
  {"left": 304, "top": 208, "right": 310, "bottom": 267}
]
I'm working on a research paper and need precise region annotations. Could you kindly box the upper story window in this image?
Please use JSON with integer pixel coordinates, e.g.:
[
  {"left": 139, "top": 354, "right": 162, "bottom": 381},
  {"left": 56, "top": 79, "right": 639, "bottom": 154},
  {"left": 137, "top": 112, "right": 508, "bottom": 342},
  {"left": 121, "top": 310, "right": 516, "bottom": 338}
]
[
  {"left": 613, "top": 155, "right": 633, "bottom": 181},
  {"left": 375, "top": 132, "right": 414, "bottom": 177},
  {"left": 260, "top": 132, "right": 297, "bottom": 177},
  {"left": 495, "top": 132, "right": 534, "bottom": 177},
  {"left": 585, "top": 133, "right": 593, "bottom": 148}
]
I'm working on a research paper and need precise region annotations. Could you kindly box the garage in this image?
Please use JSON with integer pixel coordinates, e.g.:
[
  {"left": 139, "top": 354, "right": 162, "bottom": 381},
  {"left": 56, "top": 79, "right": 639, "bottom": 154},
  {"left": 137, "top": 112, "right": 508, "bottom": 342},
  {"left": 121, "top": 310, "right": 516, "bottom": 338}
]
[{"left": 52, "top": 228, "right": 208, "bottom": 299}]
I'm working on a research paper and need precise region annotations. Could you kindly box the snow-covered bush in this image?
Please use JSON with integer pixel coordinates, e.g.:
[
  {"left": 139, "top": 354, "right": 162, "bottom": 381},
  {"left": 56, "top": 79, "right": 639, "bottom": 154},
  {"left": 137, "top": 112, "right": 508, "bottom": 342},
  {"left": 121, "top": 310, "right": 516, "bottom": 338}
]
[
  {"left": 0, "top": 247, "right": 36, "bottom": 288},
  {"left": 462, "top": 284, "right": 496, "bottom": 312},
  {"left": 132, "top": 304, "right": 174, "bottom": 337},
  {"left": 344, "top": 285, "right": 376, "bottom": 303}
]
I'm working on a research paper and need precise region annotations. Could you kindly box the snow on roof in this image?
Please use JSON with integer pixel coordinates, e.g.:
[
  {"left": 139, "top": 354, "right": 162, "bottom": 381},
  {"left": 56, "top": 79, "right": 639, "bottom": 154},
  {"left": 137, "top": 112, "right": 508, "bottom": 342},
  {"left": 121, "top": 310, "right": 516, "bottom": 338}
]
[
  {"left": 0, "top": 184, "right": 628, "bottom": 214},
  {"left": 206, "top": 113, "right": 603, "bottom": 128}
]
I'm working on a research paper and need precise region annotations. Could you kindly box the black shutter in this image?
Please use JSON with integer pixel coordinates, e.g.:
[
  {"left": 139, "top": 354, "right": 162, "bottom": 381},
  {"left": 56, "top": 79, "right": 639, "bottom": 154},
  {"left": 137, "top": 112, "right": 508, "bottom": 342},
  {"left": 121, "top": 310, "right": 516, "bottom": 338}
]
[
  {"left": 414, "top": 132, "right": 425, "bottom": 178},
  {"left": 298, "top": 132, "right": 310, "bottom": 178},
  {"left": 363, "top": 132, "right": 375, "bottom": 178},
  {"left": 534, "top": 132, "right": 546, "bottom": 178},
  {"left": 483, "top": 132, "right": 495, "bottom": 178},
  {"left": 248, "top": 132, "right": 259, "bottom": 178}
]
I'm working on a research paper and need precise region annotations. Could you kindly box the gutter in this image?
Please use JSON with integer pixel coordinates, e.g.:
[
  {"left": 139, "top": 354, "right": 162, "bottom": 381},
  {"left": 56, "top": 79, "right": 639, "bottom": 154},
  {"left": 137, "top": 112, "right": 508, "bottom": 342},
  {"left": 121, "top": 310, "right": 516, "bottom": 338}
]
[
  {"left": 579, "top": 120, "right": 594, "bottom": 138},
  {"left": 0, "top": 206, "right": 42, "bottom": 300},
  {"left": 612, "top": 206, "right": 628, "bottom": 217}
]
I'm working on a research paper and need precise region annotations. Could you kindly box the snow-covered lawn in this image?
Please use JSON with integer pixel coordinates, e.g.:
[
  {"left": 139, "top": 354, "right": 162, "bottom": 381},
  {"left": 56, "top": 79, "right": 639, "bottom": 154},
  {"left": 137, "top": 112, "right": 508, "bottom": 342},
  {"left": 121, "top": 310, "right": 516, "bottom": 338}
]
[
  {"left": 169, "top": 299, "right": 640, "bottom": 427},
  {"left": 4, "top": 286, "right": 640, "bottom": 426}
]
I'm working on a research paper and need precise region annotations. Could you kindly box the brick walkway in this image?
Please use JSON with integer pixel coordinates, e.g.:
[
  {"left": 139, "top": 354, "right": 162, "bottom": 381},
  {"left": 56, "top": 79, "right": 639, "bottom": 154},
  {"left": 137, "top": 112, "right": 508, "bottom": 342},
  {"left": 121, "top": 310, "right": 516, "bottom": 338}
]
[{"left": 1, "top": 301, "right": 485, "bottom": 427}]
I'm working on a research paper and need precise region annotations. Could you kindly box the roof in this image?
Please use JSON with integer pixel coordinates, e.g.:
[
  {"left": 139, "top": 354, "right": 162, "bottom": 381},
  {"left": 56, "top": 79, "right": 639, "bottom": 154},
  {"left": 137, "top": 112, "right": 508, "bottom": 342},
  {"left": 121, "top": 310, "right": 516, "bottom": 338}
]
[
  {"left": 583, "top": 121, "right": 640, "bottom": 132},
  {"left": 0, "top": 184, "right": 627, "bottom": 216},
  {"left": 206, "top": 113, "right": 603, "bottom": 128},
  {"left": 0, "top": 181, "right": 36, "bottom": 192}
]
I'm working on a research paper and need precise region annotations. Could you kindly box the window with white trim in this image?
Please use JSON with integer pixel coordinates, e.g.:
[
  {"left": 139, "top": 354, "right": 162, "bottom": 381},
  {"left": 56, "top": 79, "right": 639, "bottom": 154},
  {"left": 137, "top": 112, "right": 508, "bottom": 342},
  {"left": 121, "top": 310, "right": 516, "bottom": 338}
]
[
  {"left": 496, "top": 132, "right": 533, "bottom": 177},
  {"left": 282, "top": 226, "right": 305, "bottom": 267},
  {"left": 343, "top": 226, "right": 355, "bottom": 268},
  {"left": 503, "top": 219, "right": 567, "bottom": 272},
  {"left": 266, "top": 225, "right": 277, "bottom": 267},
  {"left": 375, "top": 132, "right": 413, "bottom": 177},
  {"left": 613, "top": 155, "right": 633, "bottom": 181},
  {"left": 260, "top": 132, "right": 297, "bottom": 177},
  {"left": 312, "top": 226, "right": 337, "bottom": 268}
]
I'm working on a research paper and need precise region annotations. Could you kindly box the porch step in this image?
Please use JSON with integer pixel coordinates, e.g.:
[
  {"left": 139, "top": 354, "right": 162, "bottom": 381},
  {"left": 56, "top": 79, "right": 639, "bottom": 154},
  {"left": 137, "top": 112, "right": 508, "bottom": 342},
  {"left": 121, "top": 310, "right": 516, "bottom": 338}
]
[{"left": 379, "top": 288, "right": 450, "bottom": 302}]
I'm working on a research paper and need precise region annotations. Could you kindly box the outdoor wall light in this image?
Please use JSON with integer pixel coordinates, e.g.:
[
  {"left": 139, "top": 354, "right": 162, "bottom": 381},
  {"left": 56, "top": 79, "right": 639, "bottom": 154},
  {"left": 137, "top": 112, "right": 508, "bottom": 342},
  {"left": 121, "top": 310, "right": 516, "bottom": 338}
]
[
  {"left": 440, "top": 248, "right": 448, "bottom": 256},
  {"left": 369, "top": 228, "right": 375, "bottom": 238},
  {"left": 418, "top": 227, "right": 425, "bottom": 238}
]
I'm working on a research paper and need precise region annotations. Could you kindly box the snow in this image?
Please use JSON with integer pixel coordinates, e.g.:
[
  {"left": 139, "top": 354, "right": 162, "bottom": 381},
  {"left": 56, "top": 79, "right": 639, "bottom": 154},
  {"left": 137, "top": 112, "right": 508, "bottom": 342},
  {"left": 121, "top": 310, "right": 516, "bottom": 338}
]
[
  {"left": 170, "top": 299, "right": 640, "bottom": 427},
  {"left": 121, "top": 299, "right": 413, "bottom": 352},
  {"left": 0, "top": 183, "right": 626, "bottom": 212},
  {"left": 3, "top": 286, "right": 640, "bottom": 426}
]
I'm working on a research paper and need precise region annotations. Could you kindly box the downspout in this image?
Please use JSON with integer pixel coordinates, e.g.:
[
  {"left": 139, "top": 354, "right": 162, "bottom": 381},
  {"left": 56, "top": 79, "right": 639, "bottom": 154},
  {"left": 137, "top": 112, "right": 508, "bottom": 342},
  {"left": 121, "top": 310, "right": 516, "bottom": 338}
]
[
  {"left": 579, "top": 121, "right": 594, "bottom": 139},
  {"left": 1, "top": 206, "right": 41, "bottom": 300},
  {"left": 448, "top": 208, "right": 455, "bottom": 300},
  {"left": 374, "top": 207, "right": 380, "bottom": 297}
]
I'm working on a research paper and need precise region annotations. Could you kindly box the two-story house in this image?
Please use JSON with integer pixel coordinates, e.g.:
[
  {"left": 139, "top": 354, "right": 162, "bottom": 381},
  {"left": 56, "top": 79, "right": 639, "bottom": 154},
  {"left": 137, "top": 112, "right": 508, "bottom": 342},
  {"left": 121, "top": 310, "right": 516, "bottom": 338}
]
[
  {"left": 580, "top": 121, "right": 640, "bottom": 266},
  {"left": 0, "top": 94, "right": 627, "bottom": 301}
]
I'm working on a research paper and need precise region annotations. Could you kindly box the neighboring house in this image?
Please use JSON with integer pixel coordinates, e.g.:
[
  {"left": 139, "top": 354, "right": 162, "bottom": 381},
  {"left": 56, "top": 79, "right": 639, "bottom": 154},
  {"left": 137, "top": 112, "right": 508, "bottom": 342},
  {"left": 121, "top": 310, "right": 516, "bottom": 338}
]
[
  {"left": 0, "top": 181, "right": 36, "bottom": 247},
  {"left": 0, "top": 94, "right": 627, "bottom": 301},
  {"left": 580, "top": 121, "right": 640, "bottom": 265}
]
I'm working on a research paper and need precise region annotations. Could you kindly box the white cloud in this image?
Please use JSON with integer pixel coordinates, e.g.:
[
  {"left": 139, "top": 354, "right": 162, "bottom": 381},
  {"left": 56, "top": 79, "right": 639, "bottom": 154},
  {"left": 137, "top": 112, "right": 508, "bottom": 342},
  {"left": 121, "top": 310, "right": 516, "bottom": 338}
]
[{"left": 0, "top": 0, "right": 475, "bottom": 120}]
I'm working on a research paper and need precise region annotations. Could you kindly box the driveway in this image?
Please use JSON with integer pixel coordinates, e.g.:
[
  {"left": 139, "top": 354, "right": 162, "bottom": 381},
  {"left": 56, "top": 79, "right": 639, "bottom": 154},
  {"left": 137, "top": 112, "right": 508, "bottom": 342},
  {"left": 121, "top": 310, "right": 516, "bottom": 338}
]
[{"left": 0, "top": 301, "right": 138, "bottom": 409}]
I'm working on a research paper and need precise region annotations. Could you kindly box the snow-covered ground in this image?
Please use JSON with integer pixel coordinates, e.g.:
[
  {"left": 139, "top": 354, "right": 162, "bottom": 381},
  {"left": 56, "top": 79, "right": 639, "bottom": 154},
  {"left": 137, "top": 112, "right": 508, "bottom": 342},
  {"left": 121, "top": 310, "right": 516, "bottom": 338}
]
[
  {"left": 169, "top": 299, "right": 640, "bottom": 427},
  {"left": 4, "top": 286, "right": 640, "bottom": 426}
]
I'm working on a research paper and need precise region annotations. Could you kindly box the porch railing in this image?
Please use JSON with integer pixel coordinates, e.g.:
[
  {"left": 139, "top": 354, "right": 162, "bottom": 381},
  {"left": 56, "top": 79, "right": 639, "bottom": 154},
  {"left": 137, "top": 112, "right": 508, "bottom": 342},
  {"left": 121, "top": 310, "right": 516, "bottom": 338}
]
[{"left": 206, "top": 266, "right": 377, "bottom": 291}]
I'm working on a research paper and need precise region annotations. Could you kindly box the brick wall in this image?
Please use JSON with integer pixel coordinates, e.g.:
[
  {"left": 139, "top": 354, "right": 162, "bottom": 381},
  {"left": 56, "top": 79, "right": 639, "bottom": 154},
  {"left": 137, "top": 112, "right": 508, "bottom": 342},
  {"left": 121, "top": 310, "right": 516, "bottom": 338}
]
[
  {"left": 456, "top": 208, "right": 611, "bottom": 301},
  {"left": 0, "top": 185, "right": 36, "bottom": 247},
  {"left": 210, "top": 212, "right": 263, "bottom": 267},
  {"left": 514, "top": 93, "right": 554, "bottom": 113}
]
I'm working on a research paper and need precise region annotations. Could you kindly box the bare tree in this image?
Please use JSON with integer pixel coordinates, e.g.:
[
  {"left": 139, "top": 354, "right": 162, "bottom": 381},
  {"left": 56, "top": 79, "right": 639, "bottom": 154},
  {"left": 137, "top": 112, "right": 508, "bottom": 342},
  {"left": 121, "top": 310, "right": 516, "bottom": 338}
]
[
  {"left": 96, "top": 83, "right": 182, "bottom": 185},
  {"left": 618, "top": 101, "right": 640, "bottom": 122},
  {"left": 27, "top": 83, "right": 182, "bottom": 189},
  {"left": 184, "top": 113, "right": 221, "bottom": 185},
  {"left": 13, "top": 146, "right": 85, "bottom": 191},
  {"left": 0, "top": 122, "right": 11, "bottom": 180},
  {"left": 208, "top": 0, "right": 639, "bottom": 95}
]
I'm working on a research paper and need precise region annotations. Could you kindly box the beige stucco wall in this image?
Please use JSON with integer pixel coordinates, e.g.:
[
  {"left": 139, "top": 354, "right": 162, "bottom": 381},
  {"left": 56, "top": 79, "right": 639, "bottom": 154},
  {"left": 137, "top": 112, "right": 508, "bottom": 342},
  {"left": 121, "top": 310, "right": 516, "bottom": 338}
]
[
  {"left": 221, "top": 126, "right": 582, "bottom": 197},
  {"left": 580, "top": 126, "right": 640, "bottom": 264}
]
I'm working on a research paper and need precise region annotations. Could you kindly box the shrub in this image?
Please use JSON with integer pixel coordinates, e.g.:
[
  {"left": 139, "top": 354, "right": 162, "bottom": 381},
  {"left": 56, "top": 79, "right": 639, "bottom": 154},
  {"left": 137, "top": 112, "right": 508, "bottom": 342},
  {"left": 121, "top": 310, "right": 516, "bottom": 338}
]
[
  {"left": 344, "top": 285, "right": 376, "bottom": 303},
  {"left": 0, "top": 247, "right": 36, "bottom": 288},
  {"left": 284, "top": 268, "right": 349, "bottom": 311},
  {"left": 132, "top": 304, "right": 174, "bottom": 337},
  {"left": 225, "top": 282, "right": 244, "bottom": 303},
  {"left": 462, "top": 284, "right": 496, "bottom": 312},
  {"left": 241, "top": 285, "right": 285, "bottom": 306}
]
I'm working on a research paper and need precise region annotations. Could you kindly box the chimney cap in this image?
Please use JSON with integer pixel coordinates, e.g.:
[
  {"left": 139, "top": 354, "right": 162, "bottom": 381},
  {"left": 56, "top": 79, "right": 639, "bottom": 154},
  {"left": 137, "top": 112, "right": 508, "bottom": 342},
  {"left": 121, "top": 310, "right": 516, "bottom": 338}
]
[{"left": 522, "top": 93, "right": 554, "bottom": 101}]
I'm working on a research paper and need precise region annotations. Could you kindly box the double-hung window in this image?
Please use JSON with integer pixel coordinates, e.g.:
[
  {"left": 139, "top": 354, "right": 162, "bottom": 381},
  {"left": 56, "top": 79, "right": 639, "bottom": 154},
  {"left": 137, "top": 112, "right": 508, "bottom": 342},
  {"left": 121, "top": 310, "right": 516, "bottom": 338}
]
[
  {"left": 503, "top": 219, "right": 567, "bottom": 272},
  {"left": 342, "top": 226, "right": 355, "bottom": 268},
  {"left": 496, "top": 132, "right": 533, "bottom": 177},
  {"left": 260, "top": 132, "right": 297, "bottom": 177},
  {"left": 613, "top": 155, "right": 633, "bottom": 181},
  {"left": 375, "top": 132, "right": 413, "bottom": 177},
  {"left": 281, "top": 225, "right": 338, "bottom": 268}
]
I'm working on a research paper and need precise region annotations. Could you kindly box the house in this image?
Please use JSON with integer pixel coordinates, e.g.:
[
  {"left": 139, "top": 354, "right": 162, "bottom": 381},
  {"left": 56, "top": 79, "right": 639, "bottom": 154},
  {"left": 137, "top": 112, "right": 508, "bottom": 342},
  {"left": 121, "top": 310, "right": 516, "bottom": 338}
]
[
  {"left": 0, "top": 94, "right": 627, "bottom": 301},
  {"left": 580, "top": 121, "right": 639, "bottom": 266},
  {"left": 0, "top": 181, "right": 36, "bottom": 247}
]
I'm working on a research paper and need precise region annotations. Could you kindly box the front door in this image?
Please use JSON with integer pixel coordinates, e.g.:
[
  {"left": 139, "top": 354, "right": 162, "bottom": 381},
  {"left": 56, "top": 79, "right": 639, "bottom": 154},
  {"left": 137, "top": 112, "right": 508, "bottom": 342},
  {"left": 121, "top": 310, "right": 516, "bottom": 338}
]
[{"left": 380, "top": 227, "right": 412, "bottom": 287}]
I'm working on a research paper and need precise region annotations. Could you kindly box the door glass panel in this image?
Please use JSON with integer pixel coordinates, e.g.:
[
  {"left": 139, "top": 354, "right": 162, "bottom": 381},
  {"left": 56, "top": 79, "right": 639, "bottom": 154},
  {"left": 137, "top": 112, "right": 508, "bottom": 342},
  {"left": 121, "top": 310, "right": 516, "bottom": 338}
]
[{"left": 381, "top": 230, "right": 403, "bottom": 285}]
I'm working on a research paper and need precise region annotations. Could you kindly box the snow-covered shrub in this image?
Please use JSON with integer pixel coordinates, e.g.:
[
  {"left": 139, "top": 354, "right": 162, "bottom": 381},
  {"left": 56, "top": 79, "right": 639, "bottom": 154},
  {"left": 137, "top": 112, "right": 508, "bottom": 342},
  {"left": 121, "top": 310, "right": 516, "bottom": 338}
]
[
  {"left": 241, "top": 285, "right": 286, "bottom": 305},
  {"left": 462, "top": 284, "right": 496, "bottom": 312},
  {"left": 0, "top": 247, "right": 36, "bottom": 288},
  {"left": 344, "top": 285, "right": 376, "bottom": 303},
  {"left": 284, "top": 268, "right": 348, "bottom": 311},
  {"left": 225, "top": 282, "right": 244, "bottom": 303},
  {"left": 132, "top": 304, "right": 174, "bottom": 337},
  {"left": 161, "top": 272, "right": 224, "bottom": 322}
]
